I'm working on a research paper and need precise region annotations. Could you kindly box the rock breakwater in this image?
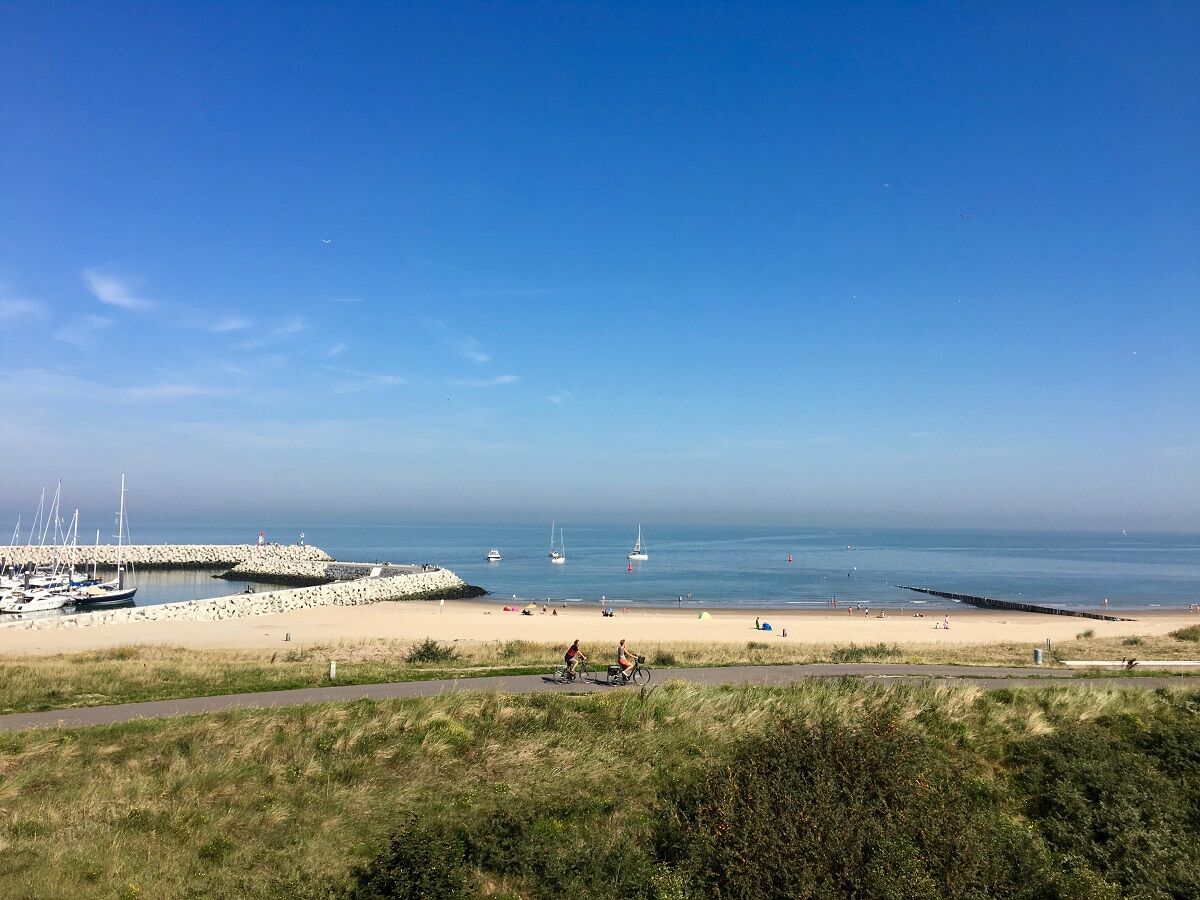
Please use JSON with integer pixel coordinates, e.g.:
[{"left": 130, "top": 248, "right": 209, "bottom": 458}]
[
  {"left": 2, "top": 544, "right": 332, "bottom": 570},
  {"left": 0, "top": 568, "right": 470, "bottom": 631},
  {"left": 219, "top": 558, "right": 445, "bottom": 586}
]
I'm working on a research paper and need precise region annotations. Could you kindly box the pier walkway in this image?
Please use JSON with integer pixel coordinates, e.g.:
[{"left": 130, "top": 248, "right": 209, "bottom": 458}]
[{"left": 2, "top": 663, "right": 1195, "bottom": 731}]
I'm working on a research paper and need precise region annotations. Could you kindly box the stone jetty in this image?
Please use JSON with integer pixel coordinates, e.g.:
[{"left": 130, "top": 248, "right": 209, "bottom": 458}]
[
  {"left": 220, "top": 557, "right": 444, "bottom": 586},
  {"left": 1, "top": 543, "right": 332, "bottom": 570},
  {"left": 0, "top": 568, "right": 469, "bottom": 632}
]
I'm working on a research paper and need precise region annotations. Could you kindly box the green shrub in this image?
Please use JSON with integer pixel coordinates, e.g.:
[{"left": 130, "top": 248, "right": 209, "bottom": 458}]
[
  {"left": 829, "top": 642, "right": 901, "bottom": 663},
  {"left": 1011, "top": 717, "right": 1200, "bottom": 897},
  {"left": 498, "top": 639, "right": 536, "bottom": 660},
  {"left": 1122, "top": 636, "right": 1144, "bottom": 646},
  {"left": 346, "top": 818, "right": 470, "bottom": 900},
  {"left": 657, "top": 709, "right": 1052, "bottom": 899},
  {"left": 655, "top": 651, "right": 678, "bottom": 667},
  {"left": 1076, "top": 629, "right": 1095, "bottom": 640},
  {"left": 1170, "top": 625, "right": 1200, "bottom": 642},
  {"left": 745, "top": 641, "right": 769, "bottom": 651},
  {"left": 405, "top": 638, "right": 458, "bottom": 665}
]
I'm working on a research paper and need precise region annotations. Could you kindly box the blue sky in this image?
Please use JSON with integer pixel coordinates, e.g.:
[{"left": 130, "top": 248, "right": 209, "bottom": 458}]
[{"left": 1, "top": 2, "right": 1197, "bottom": 529}]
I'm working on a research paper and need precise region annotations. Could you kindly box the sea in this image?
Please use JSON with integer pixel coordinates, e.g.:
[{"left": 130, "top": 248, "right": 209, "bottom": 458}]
[{"left": 54, "top": 523, "right": 1200, "bottom": 614}]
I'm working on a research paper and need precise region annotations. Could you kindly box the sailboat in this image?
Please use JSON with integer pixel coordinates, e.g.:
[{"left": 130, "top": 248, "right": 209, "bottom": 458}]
[
  {"left": 551, "top": 528, "right": 566, "bottom": 564},
  {"left": 548, "top": 520, "right": 563, "bottom": 562},
  {"left": 628, "top": 525, "right": 648, "bottom": 561},
  {"left": 71, "top": 475, "right": 138, "bottom": 606}
]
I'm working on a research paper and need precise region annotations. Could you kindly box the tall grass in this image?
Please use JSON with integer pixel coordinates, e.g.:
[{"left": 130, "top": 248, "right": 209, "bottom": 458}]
[{"left": 2, "top": 634, "right": 1197, "bottom": 716}]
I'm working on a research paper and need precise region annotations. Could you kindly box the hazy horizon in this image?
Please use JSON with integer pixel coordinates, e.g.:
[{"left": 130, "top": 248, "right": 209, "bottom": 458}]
[{"left": 2, "top": 3, "right": 1197, "bottom": 531}]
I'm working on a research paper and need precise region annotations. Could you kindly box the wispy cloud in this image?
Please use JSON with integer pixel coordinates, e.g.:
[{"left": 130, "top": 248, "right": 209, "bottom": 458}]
[
  {"left": 0, "top": 369, "right": 222, "bottom": 404},
  {"left": 545, "top": 391, "right": 571, "bottom": 404},
  {"left": 458, "top": 287, "right": 556, "bottom": 299},
  {"left": 54, "top": 314, "right": 116, "bottom": 348},
  {"left": 423, "top": 319, "right": 493, "bottom": 364},
  {"left": 0, "top": 298, "right": 47, "bottom": 320},
  {"left": 322, "top": 365, "right": 406, "bottom": 394},
  {"left": 454, "top": 335, "right": 490, "bottom": 364},
  {"left": 326, "top": 342, "right": 347, "bottom": 358},
  {"left": 209, "top": 316, "right": 252, "bottom": 333},
  {"left": 82, "top": 269, "right": 156, "bottom": 310},
  {"left": 448, "top": 374, "right": 520, "bottom": 388},
  {"left": 236, "top": 316, "right": 306, "bottom": 350},
  {"left": 123, "top": 383, "right": 219, "bottom": 400}
]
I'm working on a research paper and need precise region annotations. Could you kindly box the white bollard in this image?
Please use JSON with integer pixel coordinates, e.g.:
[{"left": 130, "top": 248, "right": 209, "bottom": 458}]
[{"left": 328, "top": 660, "right": 337, "bottom": 680}]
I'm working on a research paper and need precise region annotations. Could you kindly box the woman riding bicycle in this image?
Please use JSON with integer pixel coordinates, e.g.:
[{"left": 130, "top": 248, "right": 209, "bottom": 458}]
[
  {"left": 564, "top": 639, "right": 586, "bottom": 676},
  {"left": 617, "top": 639, "right": 639, "bottom": 677}
]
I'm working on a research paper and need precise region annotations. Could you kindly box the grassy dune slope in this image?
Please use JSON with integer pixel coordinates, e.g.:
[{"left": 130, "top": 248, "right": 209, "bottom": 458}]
[{"left": 0, "top": 681, "right": 1197, "bottom": 898}]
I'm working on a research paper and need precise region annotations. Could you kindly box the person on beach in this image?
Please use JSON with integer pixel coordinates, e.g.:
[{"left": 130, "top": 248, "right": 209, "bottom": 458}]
[
  {"left": 617, "top": 639, "right": 638, "bottom": 676},
  {"left": 565, "top": 640, "right": 586, "bottom": 675},
  {"left": 943, "top": 616, "right": 950, "bottom": 630},
  {"left": 755, "top": 617, "right": 760, "bottom": 630}
]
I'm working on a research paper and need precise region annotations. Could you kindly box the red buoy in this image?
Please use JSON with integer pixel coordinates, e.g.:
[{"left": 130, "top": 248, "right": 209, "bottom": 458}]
[{"left": 628, "top": 560, "right": 633, "bottom": 573}]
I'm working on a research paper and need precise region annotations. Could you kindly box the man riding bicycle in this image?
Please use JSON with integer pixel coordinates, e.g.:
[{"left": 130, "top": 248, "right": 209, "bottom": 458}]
[
  {"left": 617, "top": 638, "right": 639, "bottom": 677},
  {"left": 565, "top": 639, "right": 587, "bottom": 676}
]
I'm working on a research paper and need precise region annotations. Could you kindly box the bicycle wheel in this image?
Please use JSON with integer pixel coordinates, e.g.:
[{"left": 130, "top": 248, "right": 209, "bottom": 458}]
[
  {"left": 577, "top": 663, "right": 592, "bottom": 684},
  {"left": 631, "top": 666, "right": 651, "bottom": 686}
]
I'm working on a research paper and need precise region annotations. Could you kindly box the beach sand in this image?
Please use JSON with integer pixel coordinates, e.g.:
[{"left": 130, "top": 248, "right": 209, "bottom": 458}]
[{"left": 0, "top": 599, "right": 1195, "bottom": 656}]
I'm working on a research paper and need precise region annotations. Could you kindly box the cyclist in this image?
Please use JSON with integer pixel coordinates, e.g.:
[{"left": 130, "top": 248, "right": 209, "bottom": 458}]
[
  {"left": 564, "top": 639, "right": 586, "bottom": 676},
  {"left": 617, "top": 638, "right": 639, "bottom": 678}
]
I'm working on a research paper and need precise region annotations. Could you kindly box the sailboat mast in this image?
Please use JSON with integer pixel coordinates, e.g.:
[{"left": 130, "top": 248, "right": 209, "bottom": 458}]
[
  {"left": 67, "top": 509, "right": 79, "bottom": 580},
  {"left": 117, "top": 474, "right": 126, "bottom": 587},
  {"left": 26, "top": 488, "right": 44, "bottom": 548}
]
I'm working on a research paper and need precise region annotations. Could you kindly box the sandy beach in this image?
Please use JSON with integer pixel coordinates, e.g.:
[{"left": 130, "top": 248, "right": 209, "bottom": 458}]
[{"left": 0, "top": 598, "right": 1195, "bottom": 655}]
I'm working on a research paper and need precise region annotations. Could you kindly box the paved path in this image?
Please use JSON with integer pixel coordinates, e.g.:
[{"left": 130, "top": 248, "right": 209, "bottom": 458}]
[{"left": 2, "top": 664, "right": 1195, "bottom": 731}]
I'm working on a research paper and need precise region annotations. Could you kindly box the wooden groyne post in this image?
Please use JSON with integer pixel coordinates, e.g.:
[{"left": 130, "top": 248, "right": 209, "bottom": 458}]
[{"left": 896, "top": 585, "right": 1134, "bottom": 622}]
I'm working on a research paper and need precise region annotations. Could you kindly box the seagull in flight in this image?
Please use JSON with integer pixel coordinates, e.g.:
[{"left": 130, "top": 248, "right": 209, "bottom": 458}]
[{"left": 322, "top": 239, "right": 333, "bottom": 244}]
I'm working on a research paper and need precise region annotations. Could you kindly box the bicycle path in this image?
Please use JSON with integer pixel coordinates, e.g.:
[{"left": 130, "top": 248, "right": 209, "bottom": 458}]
[{"left": 1, "top": 663, "right": 1194, "bottom": 731}]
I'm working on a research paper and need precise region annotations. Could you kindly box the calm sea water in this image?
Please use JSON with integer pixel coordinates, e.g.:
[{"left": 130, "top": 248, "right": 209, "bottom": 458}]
[{"left": 101, "top": 523, "right": 1200, "bottom": 613}]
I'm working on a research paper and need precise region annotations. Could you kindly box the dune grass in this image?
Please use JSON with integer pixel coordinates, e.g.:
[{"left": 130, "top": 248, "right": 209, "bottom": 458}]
[
  {"left": 2, "top": 632, "right": 1199, "bottom": 716},
  {"left": 0, "top": 680, "right": 1195, "bottom": 898}
]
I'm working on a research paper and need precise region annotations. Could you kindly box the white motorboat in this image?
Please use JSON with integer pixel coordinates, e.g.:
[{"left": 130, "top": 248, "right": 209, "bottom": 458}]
[
  {"left": 0, "top": 587, "right": 73, "bottom": 613},
  {"left": 628, "top": 525, "right": 649, "bottom": 561},
  {"left": 551, "top": 528, "right": 566, "bottom": 564},
  {"left": 486, "top": 548, "right": 502, "bottom": 562}
]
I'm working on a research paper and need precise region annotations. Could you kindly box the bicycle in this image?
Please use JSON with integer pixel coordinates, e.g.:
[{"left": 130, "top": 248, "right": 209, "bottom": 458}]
[
  {"left": 607, "top": 655, "right": 652, "bottom": 686},
  {"left": 554, "top": 657, "right": 592, "bottom": 684}
]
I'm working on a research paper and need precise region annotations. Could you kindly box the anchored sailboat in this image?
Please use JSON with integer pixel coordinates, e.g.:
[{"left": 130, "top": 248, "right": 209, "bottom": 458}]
[
  {"left": 551, "top": 528, "right": 566, "bottom": 564},
  {"left": 71, "top": 475, "right": 138, "bottom": 606},
  {"left": 628, "top": 525, "right": 648, "bottom": 561},
  {"left": 548, "top": 520, "right": 563, "bottom": 562}
]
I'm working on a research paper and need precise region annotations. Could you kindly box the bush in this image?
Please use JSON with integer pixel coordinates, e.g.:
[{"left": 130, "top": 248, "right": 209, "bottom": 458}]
[
  {"left": 829, "top": 642, "right": 901, "bottom": 663},
  {"left": 346, "top": 818, "right": 470, "bottom": 899},
  {"left": 657, "top": 708, "right": 1052, "bottom": 899},
  {"left": 1011, "top": 716, "right": 1200, "bottom": 897},
  {"left": 498, "top": 639, "right": 536, "bottom": 660},
  {"left": 1170, "top": 625, "right": 1200, "bottom": 642},
  {"left": 745, "top": 641, "right": 769, "bottom": 651},
  {"left": 656, "top": 651, "right": 678, "bottom": 667},
  {"left": 405, "top": 638, "right": 458, "bottom": 665},
  {"left": 1122, "top": 636, "right": 1144, "bottom": 646},
  {"left": 1076, "top": 629, "right": 1095, "bottom": 640}
]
